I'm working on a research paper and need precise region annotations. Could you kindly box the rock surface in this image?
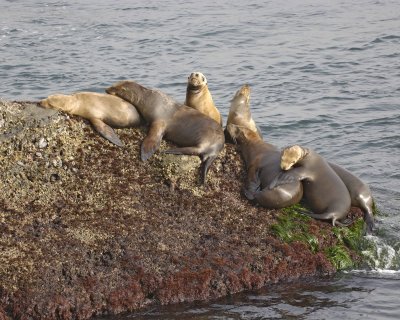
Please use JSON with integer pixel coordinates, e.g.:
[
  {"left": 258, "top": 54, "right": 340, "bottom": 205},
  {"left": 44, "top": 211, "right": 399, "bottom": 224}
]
[{"left": 0, "top": 100, "right": 362, "bottom": 319}]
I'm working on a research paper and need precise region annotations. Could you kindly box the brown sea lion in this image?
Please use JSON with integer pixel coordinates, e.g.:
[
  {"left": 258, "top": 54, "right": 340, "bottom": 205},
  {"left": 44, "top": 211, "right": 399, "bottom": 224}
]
[
  {"left": 185, "top": 72, "right": 222, "bottom": 125},
  {"left": 327, "top": 163, "right": 375, "bottom": 233},
  {"left": 105, "top": 80, "right": 225, "bottom": 184},
  {"left": 271, "top": 145, "right": 352, "bottom": 227},
  {"left": 40, "top": 92, "right": 143, "bottom": 147},
  {"left": 225, "top": 85, "right": 303, "bottom": 208}
]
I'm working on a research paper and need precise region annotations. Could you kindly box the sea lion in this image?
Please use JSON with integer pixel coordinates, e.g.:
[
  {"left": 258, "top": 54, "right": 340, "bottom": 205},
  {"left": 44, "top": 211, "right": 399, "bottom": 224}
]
[
  {"left": 225, "top": 84, "right": 303, "bottom": 208},
  {"left": 40, "top": 92, "right": 143, "bottom": 147},
  {"left": 328, "top": 163, "right": 375, "bottom": 233},
  {"left": 185, "top": 72, "right": 222, "bottom": 125},
  {"left": 105, "top": 80, "right": 225, "bottom": 184},
  {"left": 271, "top": 145, "right": 352, "bottom": 227}
]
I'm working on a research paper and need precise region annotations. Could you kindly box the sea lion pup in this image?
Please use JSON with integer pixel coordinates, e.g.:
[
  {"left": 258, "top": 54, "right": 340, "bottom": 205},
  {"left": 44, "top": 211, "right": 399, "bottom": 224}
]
[
  {"left": 271, "top": 145, "right": 352, "bottom": 227},
  {"left": 225, "top": 84, "right": 303, "bottom": 208},
  {"left": 328, "top": 163, "right": 375, "bottom": 233},
  {"left": 40, "top": 92, "right": 143, "bottom": 147},
  {"left": 185, "top": 72, "right": 222, "bottom": 125},
  {"left": 105, "top": 80, "right": 225, "bottom": 184}
]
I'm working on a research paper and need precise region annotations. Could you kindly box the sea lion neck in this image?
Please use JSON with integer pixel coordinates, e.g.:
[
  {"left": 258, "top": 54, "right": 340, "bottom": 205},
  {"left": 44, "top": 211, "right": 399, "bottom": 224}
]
[
  {"left": 300, "top": 147, "right": 310, "bottom": 161},
  {"left": 187, "top": 84, "right": 204, "bottom": 94}
]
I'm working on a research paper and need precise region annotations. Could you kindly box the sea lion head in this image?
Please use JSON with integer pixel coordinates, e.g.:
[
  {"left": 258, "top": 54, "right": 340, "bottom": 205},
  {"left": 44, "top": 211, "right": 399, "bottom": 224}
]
[
  {"left": 227, "top": 85, "right": 252, "bottom": 125},
  {"left": 106, "top": 80, "right": 130, "bottom": 96},
  {"left": 187, "top": 72, "right": 207, "bottom": 93},
  {"left": 281, "top": 145, "right": 306, "bottom": 170},
  {"left": 39, "top": 94, "right": 75, "bottom": 113},
  {"left": 226, "top": 84, "right": 261, "bottom": 141},
  {"left": 106, "top": 80, "right": 144, "bottom": 104}
]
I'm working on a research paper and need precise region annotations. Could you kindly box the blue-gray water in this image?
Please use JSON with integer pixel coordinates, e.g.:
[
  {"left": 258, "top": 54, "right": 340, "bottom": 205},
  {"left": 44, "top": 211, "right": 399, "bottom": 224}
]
[{"left": 1, "top": 0, "right": 399, "bottom": 319}]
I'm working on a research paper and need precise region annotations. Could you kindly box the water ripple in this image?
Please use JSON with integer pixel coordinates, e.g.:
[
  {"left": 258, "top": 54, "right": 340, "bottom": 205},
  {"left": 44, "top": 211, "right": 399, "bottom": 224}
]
[{"left": 1, "top": 0, "right": 400, "bottom": 318}]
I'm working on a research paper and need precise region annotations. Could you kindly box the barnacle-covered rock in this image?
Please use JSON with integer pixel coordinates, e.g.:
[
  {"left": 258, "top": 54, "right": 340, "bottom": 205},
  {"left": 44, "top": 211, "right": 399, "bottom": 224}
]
[{"left": 0, "top": 100, "right": 363, "bottom": 319}]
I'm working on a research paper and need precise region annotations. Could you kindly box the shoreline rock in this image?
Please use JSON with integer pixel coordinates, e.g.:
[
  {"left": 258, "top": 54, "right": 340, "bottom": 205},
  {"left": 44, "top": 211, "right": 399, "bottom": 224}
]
[{"left": 0, "top": 100, "right": 363, "bottom": 319}]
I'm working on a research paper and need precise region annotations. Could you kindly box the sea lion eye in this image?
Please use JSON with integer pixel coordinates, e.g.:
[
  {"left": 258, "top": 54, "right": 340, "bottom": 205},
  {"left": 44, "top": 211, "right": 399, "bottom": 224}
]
[
  {"left": 195, "top": 73, "right": 199, "bottom": 77},
  {"left": 202, "top": 76, "right": 205, "bottom": 82}
]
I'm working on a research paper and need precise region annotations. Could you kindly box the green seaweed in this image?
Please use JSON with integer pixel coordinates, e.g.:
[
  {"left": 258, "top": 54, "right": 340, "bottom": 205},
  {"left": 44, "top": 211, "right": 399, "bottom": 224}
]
[
  {"left": 271, "top": 204, "right": 319, "bottom": 253},
  {"left": 273, "top": 204, "right": 368, "bottom": 264},
  {"left": 325, "top": 245, "right": 354, "bottom": 270},
  {"left": 332, "top": 219, "right": 364, "bottom": 251},
  {"left": 329, "top": 218, "right": 368, "bottom": 269}
]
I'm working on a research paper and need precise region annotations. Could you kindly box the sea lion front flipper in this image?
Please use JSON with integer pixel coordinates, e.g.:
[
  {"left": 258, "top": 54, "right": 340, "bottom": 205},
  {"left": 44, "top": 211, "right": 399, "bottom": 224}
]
[
  {"left": 200, "top": 155, "right": 217, "bottom": 185},
  {"left": 90, "top": 118, "right": 123, "bottom": 147},
  {"left": 164, "top": 148, "right": 213, "bottom": 185},
  {"left": 141, "top": 120, "right": 167, "bottom": 161},
  {"left": 243, "top": 166, "right": 261, "bottom": 200}
]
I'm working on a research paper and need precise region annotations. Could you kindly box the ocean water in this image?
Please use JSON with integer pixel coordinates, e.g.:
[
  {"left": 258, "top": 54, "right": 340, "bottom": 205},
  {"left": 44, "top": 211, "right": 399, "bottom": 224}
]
[{"left": 1, "top": 0, "right": 399, "bottom": 319}]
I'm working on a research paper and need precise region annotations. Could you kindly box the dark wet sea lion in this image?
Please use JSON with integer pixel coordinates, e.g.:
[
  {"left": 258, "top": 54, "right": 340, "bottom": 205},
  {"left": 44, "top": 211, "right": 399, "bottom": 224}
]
[
  {"left": 225, "top": 84, "right": 303, "bottom": 208},
  {"left": 106, "top": 80, "right": 225, "bottom": 184},
  {"left": 328, "top": 162, "right": 375, "bottom": 233},
  {"left": 40, "top": 92, "right": 143, "bottom": 146},
  {"left": 185, "top": 72, "right": 222, "bottom": 125},
  {"left": 272, "top": 145, "right": 352, "bottom": 227}
]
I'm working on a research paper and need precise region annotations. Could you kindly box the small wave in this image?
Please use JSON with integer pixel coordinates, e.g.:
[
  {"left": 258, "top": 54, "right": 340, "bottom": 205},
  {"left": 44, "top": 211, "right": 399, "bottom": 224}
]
[
  {"left": 326, "top": 61, "right": 360, "bottom": 68},
  {"left": 348, "top": 45, "right": 373, "bottom": 51},
  {"left": 380, "top": 52, "right": 400, "bottom": 59},
  {"left": 307, "top": 96, "right": 356, "bottom": 105},
  {"left": 349, "top": 34, "right": 400, "bottom": 51},
  {"left": 200, "top": 28, "right": 238, "bottom": 37},
  {"left": 361, "top": 115, "right": 400, "bottom": 127},
  {"left": 347, "top": 269, "right": 400, "bottom": 280},
  {"left": 120, "top": 6, "right": 158, "bottom": 11},
  {"left": 381, "top": 35, "right": 400, "bottom": 41}
]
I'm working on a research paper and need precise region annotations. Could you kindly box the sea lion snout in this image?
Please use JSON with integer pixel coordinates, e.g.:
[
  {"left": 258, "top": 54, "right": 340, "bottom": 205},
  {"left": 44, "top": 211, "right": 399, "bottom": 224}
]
[
  {"left": 105, "top": 86, "right": 117, "bottom": 95},
  {"left": 188, "top": 72, "right": 207, "bottom": 86},
  {"left": 232, "top": 84, "right": 250, "bottom": 103},
  {"left": 39, "top": 98, "right": 50, "bottom": 108},
  {"left": 238, "top": 84, "right": 250, "bottom": 97}
]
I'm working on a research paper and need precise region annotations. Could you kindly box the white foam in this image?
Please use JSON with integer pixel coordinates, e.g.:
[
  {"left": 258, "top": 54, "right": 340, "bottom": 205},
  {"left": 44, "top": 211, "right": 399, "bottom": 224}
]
[
  {"left": 345, "top": 269, "right": 400, "bottom": 280},
  {"left": 356, "top": 234, "right": 400, "bottom": 273}
]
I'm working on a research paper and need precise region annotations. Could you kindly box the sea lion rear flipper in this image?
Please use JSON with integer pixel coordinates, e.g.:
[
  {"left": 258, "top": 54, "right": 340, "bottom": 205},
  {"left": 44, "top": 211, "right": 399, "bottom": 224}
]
[
  {"left": 90, "top": 118, "right": 123, "bottom": 147},
  {"left": 302, "top": 211, "right": 350, "bottom": 227},
  {"left": 269, "top": 170, "right": 301, "bottom": 189},
  {"left": 363, "top": 211, "right": 375, "bottom": 235},
  {"left": 141, "top": 120, "right": 166, "bottom": 161},
  {"left": 335, "top": 218, "right": 354, "bottom": 227}
]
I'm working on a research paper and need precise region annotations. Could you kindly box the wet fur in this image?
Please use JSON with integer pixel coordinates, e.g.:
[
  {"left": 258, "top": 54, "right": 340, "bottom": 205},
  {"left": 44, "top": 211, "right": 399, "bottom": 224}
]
[
  {"left": 279, "top": 145, "right": 375, "bottom": 232},
  {"left": 274, "top": 145, "right": 352, "bottom": 226},
  {"left": 225, "top": 85, "right": 303, "bottom": 209}
]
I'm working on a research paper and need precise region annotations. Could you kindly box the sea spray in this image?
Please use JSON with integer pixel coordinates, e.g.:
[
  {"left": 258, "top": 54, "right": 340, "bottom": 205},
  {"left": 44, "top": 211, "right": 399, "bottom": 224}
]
[{"left": 360, "top": 235, "right": 400, "bottom": 270}]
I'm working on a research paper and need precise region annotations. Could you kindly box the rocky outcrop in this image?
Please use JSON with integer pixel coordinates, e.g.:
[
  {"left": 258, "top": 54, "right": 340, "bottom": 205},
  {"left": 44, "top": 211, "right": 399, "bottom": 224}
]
[{"left": 0, "top": 100, "right": 363, "bottom": 319}]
